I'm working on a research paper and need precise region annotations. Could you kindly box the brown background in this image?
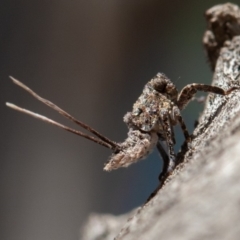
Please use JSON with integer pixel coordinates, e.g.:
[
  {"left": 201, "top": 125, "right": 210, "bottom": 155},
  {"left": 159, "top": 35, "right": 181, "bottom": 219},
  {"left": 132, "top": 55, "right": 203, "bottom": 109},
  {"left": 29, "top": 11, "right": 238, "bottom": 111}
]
[{"left": 0, "top": 0, "right": 227, "bottom": 239}]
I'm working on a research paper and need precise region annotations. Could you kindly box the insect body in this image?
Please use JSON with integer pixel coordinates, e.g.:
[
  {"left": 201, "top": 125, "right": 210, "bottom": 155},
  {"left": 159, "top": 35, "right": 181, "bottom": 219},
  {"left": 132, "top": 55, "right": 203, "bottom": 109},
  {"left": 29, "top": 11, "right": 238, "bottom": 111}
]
[
  {"left": 106, "top": 73, "right": 237, "bottom": 180},
  {"left": 6, "top": 73, "right": 237, "bottom": 182}
]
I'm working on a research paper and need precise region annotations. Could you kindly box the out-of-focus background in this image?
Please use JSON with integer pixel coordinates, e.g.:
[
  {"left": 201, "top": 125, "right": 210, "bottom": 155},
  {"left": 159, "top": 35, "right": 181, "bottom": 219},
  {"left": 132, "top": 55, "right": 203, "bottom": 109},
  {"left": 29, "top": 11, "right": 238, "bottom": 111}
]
[{"left": 0, "top": 0, "right": 228, "bottom": 239}]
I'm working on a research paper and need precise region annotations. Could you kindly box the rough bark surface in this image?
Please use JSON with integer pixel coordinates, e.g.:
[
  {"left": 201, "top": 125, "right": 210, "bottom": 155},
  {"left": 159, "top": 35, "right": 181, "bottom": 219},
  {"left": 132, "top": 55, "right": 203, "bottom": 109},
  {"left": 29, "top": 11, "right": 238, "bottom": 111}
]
[{"left": 81, "top": 3, "right": 240, "bottom": 240}]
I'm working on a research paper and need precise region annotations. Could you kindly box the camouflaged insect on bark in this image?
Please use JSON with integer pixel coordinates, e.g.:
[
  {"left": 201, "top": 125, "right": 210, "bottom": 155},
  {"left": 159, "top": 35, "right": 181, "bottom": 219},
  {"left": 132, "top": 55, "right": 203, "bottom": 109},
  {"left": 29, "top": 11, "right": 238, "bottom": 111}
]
[
  {"left": 8, "top": 72, "right": 238, "bottom": 179},
  {"left": 103, "top": 72, "right": 238, "bottom": 173},
  {"left": 104, "top": 73, "right": 179, "bottom": 171}
]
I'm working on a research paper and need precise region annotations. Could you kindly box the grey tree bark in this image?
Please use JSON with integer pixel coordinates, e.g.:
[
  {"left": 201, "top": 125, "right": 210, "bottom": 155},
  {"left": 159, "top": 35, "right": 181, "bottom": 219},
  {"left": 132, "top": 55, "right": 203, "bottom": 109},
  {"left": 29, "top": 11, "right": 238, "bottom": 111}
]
[{"left": 81, "top": 3, "right": 240, "bottom": 240}]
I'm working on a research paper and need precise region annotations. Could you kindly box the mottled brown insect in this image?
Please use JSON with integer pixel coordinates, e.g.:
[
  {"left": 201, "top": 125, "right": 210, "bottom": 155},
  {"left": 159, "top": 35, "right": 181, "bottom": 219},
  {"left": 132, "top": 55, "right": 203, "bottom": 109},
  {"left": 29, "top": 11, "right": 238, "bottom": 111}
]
[{"left": 6, "top": 73, "right": 237, "bottom": 182}]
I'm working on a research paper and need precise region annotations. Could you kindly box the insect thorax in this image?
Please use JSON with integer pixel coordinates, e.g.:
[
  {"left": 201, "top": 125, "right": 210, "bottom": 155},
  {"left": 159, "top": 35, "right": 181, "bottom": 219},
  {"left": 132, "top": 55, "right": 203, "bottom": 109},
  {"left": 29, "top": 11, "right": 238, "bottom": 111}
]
[{"left": 127, "top": 73, "right": 178, "bottom": 132}]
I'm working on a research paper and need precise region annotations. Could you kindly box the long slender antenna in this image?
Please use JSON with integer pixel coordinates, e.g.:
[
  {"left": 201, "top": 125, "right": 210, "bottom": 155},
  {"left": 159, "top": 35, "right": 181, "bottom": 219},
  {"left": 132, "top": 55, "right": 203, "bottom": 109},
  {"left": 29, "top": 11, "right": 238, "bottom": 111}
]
[
  {"left": 9, "top": 76, "right": 118, "bottom": 149},
  {"left": 6, "top": 103, "right": 114, "bottom": 149},
  {"left": 7, "top": 77, "right": 120, "bottom": 151}
]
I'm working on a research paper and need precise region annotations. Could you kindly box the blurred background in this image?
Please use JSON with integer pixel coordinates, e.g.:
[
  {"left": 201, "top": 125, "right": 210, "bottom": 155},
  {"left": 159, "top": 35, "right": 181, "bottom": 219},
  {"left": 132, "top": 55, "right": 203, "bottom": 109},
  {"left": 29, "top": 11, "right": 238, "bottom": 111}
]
[{"left": 0, "top": 0, "right": 229, "bottom": 239}]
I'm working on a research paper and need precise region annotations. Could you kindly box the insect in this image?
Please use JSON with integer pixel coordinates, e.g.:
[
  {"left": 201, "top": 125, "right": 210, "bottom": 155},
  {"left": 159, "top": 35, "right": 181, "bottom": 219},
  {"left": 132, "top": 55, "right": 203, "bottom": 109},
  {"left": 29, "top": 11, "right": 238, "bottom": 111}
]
[{"left": 6, "top": 73, "right": 238, "bottom": 184}]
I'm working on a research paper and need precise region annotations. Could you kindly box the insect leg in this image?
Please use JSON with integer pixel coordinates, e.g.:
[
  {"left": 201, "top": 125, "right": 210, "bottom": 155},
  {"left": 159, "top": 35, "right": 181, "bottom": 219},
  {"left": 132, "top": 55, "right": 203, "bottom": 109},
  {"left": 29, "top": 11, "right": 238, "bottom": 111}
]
[
  {"left": 146, "top": 135, "right": 172, "bottom": 203},
  {"left": 170, "top": 120, "right": 176, "bottom": 145},
  {"left": 177, "top": 83, "right": 238, "bottom": 110},
  {"left": 159, "top": 109, "right": 176, "bottom": 174},
  {"left": 156, "top": 139, "right": 169, "bottom": 181},
  {"left": 172, "top": 106, "right": 190, "bottom": 141},
  {"left": 146, "top": 138, "right": 170, "bottom": 203}
]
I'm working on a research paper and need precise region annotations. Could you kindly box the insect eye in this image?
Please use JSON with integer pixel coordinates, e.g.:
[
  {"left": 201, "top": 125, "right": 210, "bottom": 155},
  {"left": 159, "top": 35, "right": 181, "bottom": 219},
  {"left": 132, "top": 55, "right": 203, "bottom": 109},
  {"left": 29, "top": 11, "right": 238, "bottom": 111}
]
[{"left": 154, "top": 85, "right": 166, "bottom": 92}]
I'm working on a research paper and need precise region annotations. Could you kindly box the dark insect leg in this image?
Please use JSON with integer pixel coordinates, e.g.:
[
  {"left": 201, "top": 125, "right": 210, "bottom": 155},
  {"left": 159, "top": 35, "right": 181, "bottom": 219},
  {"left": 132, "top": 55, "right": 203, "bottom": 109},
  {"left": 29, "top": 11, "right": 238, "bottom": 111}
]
[
  {"left": 159, "top": 110, "right": 176, "bottom": 174},
  {"left": 159, "top": 122, "right": 176, "bottom": 179},
  {"left": 172, "top": 106, "right": 190, "bottom": 141},
  {"left": 156, "top": 141, "right": 169, "bottom": 181},
  {"left": 177, "top": 83, "right": 238, "bottom": 110},
  {"left": 147, "top": 110, "right": 188, "bottom": 203},
  {"left": 170, "top": 121, "right": 176, "bottom": 144},
  {"left": 146, "top": 139, "right": 172, "bottom": 203},
  {"left": 146, "top": 138, "right": 170, "bottom": 203}
]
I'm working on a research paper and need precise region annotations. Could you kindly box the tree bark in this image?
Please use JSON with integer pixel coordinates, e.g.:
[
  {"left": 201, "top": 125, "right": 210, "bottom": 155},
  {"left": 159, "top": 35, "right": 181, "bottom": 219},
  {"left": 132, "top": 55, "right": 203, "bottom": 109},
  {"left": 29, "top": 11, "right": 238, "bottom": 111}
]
[{"left": 81, "top": 3, "right": 240, "bottom": 240}]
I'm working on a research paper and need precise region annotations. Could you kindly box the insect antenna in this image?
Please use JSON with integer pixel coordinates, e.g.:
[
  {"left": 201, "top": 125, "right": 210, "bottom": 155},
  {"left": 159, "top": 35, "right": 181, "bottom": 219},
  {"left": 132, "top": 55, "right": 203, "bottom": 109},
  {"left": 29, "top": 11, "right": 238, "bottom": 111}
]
[{"left": 6, "top": 76, "right": 120, "bottom": 151}]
